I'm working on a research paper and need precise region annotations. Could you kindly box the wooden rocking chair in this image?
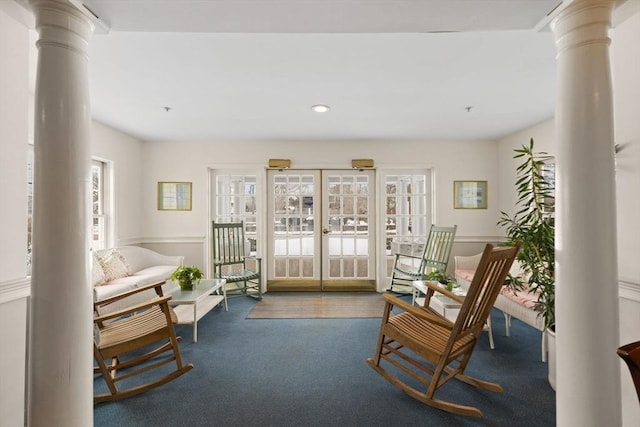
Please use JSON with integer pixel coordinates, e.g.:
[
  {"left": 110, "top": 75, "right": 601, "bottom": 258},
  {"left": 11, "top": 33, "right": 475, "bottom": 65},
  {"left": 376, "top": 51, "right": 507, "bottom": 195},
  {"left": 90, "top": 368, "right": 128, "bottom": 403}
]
[
  {"left": 368, "top": 242, "right": 520, "bottom": 417},
  {"left": 617, "top": 340, "right": 640, "bottom": 403},
  {"left": 388, "top": 224, "right": 457, "bottom": 295},
  {"left": 93, "top": 282, "right": 193, "bottom": 403},
  {"left": 212, "top": 221, "right": 262, "bottom": 299}
]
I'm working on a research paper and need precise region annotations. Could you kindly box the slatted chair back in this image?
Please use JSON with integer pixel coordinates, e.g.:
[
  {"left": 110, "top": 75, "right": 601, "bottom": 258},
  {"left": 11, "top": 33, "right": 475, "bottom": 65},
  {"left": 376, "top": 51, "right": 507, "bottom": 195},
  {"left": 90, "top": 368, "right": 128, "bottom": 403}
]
[
  {"left": 212, "top": 221, "right": 262, "bottom": 299},
  {"left": 93, "top": 282, "right": 193, "bottom": 403},
  {"left": 213, "top": 221, "right": 246, "bottom": 266},
  {"left": 449, "top": 243, "right": 522, "bottom": 347},
  {"left": 420, "top": 224, "right": 458, "bottom": 275},
  {"left": 389, "top": 224, "right": 457, "bottom": 295}
]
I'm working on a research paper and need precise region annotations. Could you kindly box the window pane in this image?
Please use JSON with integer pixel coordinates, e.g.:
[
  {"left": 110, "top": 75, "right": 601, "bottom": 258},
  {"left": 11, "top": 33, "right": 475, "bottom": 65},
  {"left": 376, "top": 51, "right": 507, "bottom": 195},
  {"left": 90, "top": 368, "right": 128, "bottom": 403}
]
[
  {"left": 214, "top": 173, "right": 259, "bottom": 256},
  {"left": 92, "top": 160, "right": 107, "bottom": 250}
]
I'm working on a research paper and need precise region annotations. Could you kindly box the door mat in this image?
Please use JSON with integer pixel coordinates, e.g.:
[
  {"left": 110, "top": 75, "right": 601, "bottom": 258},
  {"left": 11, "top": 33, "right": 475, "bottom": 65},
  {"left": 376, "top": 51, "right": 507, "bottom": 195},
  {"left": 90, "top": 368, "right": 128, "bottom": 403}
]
[{"left": 246, "top": 294, "right": 386, "bottom": 319}]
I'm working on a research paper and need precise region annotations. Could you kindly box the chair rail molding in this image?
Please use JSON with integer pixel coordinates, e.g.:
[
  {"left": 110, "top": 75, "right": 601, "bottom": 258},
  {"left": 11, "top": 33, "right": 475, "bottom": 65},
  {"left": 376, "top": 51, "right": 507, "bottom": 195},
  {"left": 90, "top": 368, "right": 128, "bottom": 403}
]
[
  {"left": 0, "top": 277, "right": 30, "bottom": 304},
  {"left": 118, "top": 236, "right": 206, "bottom": 246},
  {"left": 619, "top": 279, "right": 640, "bottom": 302},
  {"left": 455, "top": 235, "right": 507, "bottom": 243}
]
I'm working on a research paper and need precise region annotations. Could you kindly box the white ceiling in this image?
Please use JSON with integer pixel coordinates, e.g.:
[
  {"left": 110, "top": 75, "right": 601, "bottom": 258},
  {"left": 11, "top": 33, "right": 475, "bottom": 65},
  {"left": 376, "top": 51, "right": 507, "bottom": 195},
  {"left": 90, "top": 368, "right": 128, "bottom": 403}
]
[{"left": 48, "top": 1, "right": 570, "bottom": 142}]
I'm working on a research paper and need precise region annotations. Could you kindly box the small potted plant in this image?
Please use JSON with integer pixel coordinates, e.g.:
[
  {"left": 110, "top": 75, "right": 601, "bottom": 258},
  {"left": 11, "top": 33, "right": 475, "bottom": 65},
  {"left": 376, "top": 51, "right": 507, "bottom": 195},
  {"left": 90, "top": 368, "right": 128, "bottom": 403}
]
[
  {"left": 425, "top": 269, "right": 458, "bottom": 292},
  {"left": 170, "top": 265, "right": 203, "bottom": 291}
]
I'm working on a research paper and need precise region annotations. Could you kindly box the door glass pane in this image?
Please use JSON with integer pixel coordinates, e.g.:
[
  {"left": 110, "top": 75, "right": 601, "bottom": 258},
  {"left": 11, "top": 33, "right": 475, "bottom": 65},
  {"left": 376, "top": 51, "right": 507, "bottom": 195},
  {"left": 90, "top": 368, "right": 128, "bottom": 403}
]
[
  {"left": 384, "top": 172, "right": 431, "bottom": 276},
  {"left": 214, "top": 173, "right": 258, "bottom": 256},
  {"left": 270, "top": 172, "right": 316, "bottom": 279},
  {"left": 324, "top": 172, "right": 373, "bottom": 281},
  {"left": 267, "top": 169, "right": 375, "bottom": 288},
  {"left": 343, "top": 259, "right": 354, "bottom": 277}
]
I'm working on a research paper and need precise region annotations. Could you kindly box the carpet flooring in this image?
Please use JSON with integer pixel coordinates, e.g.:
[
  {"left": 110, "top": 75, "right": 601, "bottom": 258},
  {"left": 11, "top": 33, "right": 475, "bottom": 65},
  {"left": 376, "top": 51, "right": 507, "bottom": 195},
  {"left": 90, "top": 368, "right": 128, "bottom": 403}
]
[
  {"left": 94, "top": 293, "right": 556, "bottom": 427},
  {"left": 246, "top": 294, "right": 386, "bottom": 319}
]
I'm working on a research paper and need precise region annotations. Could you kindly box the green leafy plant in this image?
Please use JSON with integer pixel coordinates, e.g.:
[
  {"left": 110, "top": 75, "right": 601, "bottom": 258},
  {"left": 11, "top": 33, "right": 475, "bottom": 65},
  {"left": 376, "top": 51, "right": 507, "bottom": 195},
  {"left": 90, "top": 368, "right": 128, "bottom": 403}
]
[
  {"left": 170, "top": 265, "right": 203, "bottom": 290},
  {"left": 425, "top": 269, "right": 457, "bottom": 291},
  {"left": 497, "top": 138, "right": 555, "bottom": 329}
]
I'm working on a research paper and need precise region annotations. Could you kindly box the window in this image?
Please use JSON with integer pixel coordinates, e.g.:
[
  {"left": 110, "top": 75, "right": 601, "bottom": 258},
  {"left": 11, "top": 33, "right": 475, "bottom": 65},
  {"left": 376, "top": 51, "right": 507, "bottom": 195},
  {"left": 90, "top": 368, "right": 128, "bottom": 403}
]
[
  {"left": 213, "top": 173, "right": 259, "bottom": 255},
  {"left": 26, "top": 146, "right": 33, "bottom": 274},
  {"left": 26, "top": 153, "right": 108, "bottom": 273},
  {"left": 383, "top": 171, "right": 432, "bottom": 276},
  {"left": 92, "top": 160, "right": 107, "bottom": 250}
]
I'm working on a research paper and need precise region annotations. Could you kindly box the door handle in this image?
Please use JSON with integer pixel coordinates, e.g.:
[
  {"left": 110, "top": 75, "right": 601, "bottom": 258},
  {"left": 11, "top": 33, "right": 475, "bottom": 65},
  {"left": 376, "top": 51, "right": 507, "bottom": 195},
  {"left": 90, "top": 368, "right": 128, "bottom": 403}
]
[{"left": 322, "top": 227, "right": 330, "bottom": 235}]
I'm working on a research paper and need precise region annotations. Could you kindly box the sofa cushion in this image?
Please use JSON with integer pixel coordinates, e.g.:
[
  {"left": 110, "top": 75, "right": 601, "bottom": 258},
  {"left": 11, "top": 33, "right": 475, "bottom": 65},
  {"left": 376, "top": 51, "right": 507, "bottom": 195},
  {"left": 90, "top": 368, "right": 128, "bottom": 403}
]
[
  {"left": 499, "top": 286, "right": 541, "bottom": 311},
  {"left": 92, "top": 254, "right": 106, "bottom": 286},
  {"left": 94, "top": 281, "right": 138, "bottom": 303},
  {"left": 135, "top": 265, "right": 177, "bottom": 282},
  {"left": 456, "top": 269, "right": 475, "bottom": 284},
  {"left": 98, "top": 250, "right": 131, "bottom": 282}
]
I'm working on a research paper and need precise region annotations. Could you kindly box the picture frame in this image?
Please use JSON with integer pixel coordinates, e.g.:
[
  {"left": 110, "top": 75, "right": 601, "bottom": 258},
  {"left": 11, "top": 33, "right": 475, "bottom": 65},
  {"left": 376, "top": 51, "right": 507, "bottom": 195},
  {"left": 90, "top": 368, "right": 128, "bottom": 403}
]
[
  {"left": 454, "top": 180, "right": 488, "bottom": 209},
  {"left": 157, "top": 182, "right": 192, "bottom": 211}
]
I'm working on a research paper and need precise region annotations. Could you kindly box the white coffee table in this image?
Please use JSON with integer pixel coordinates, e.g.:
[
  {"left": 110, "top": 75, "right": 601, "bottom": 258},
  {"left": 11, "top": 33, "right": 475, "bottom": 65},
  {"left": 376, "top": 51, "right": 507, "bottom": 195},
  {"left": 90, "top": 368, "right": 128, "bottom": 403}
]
[
  {"left": 169, "top": 278, "right": 227, "bottom": 342},
  {"left": 413, "top": 280, "right": 464, "bottom": 322}
]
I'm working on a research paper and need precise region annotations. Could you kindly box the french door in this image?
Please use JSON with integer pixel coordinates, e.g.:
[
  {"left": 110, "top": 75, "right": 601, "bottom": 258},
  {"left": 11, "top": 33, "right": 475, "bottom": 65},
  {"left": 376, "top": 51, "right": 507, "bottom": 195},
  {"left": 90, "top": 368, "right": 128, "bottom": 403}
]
[{"left": 266, "top": 169, "right": 376, "bottom": 291}]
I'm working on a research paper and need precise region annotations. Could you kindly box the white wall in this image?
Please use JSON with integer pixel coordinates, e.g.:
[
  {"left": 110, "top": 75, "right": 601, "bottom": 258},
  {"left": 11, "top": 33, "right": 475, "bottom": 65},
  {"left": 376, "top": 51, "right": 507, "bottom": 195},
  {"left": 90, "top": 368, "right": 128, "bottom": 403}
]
[
  {"left": 611, "top": 9, "right": 640, "bottom": 426},
  {"left": 497, "top": 119, "right": 556, "bottom": 219},
  {"left": 0, "top": 8, "right": 29, "bottom": 281},
  {"left": 92, "top": 121, "right": 144, "bottom": 246},
  {"left": 140, "top": 139, "right": 502, "bottom": 269},
  {"left": 0, "top": 8, "right": 30, "bottom": 427}
]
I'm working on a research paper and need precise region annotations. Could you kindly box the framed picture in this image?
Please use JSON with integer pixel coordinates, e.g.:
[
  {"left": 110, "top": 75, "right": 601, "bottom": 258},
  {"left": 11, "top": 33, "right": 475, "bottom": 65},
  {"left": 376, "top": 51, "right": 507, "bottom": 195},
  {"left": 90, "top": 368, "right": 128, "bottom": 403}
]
[
  {"left": 157, "top": 182, "right": 192, "bottom": 211},
  {"left": 454, "top": 180, "right": 488, "bottom": 209}
]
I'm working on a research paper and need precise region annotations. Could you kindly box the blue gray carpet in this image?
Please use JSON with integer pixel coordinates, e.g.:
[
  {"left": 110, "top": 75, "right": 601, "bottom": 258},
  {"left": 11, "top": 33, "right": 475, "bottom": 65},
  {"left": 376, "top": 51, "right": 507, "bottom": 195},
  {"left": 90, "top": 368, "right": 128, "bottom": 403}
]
[{"left": 94, "top": 293, "right": 555, "bottom": 426}]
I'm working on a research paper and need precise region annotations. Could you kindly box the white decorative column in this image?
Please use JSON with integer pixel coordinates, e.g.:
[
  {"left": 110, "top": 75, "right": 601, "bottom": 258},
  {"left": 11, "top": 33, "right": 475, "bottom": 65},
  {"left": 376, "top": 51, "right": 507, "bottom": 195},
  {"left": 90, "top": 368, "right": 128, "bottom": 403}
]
[
  {"left": 551, "top": 1, "right": 620, "bottom": 426},
  {"left": 28, "top": 1, "right": 94, "bottom": 426}
]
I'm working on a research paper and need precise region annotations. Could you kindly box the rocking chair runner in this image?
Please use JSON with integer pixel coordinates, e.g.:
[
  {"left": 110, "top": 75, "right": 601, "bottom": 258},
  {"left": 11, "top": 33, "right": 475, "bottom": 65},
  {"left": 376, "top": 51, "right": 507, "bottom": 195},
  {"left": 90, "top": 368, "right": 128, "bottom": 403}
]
[
  {"left": 212, "top": 221, "right": 262, "bottom": 299},
  {"left": 93, "top": 282, "right": 193, "bottom": 403},
  {"left": 388, "top": 224, "right": 457, "bottom": 296},
  {"left": 368, "top": 242, "right": 521, "bottom": 418}
]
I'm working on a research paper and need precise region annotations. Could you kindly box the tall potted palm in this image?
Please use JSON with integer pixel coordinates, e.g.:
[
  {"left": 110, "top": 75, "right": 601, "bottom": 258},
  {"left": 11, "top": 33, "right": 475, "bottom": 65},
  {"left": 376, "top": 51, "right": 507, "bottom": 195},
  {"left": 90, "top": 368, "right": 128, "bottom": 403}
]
[{"left": 497, "top": 138, "right": 556, "bottom": 386}]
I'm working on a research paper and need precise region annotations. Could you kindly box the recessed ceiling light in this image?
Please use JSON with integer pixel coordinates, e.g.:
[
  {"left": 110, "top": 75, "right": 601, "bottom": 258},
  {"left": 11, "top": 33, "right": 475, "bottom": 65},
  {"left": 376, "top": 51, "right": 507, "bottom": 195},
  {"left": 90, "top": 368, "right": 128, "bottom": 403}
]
[{"left": 311, "top": 104, "right": 330, "bottom": 113}]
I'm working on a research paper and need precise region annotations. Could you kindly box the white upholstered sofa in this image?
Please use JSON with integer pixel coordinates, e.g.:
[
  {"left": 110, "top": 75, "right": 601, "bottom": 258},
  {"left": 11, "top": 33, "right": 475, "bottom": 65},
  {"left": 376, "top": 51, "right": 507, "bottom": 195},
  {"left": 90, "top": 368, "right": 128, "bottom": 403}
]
[
  {"left": 454, "top": 253, "right": 547, "bottom": 361},
  {"left": 92, "top": 246, "right": 183, "bottom": 314}
]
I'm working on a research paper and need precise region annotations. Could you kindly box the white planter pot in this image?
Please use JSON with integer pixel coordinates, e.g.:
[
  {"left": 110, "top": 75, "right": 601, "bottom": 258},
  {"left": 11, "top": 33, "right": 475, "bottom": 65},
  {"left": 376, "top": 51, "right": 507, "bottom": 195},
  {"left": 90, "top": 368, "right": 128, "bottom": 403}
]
[{"left": 546, "top": 328, "right": 556, "bottom": 390}]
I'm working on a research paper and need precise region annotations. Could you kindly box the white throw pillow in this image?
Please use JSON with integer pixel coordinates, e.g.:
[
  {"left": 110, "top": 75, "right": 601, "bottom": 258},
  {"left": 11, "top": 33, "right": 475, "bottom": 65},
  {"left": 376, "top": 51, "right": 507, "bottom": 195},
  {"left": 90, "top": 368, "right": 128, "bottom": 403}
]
[
  {"left": 92, "top": 254, "right": 106, "bottom": 286},
  {"left": 98, "top": 250, "right": 131, "bottom": 282}
]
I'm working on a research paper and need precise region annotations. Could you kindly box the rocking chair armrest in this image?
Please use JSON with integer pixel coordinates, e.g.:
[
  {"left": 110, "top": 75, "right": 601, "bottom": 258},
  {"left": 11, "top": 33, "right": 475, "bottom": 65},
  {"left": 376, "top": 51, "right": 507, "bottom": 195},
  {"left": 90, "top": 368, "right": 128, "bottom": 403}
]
[
  {"left": 393, "top": 253, "right": 421, "bottom": 262},
  {"left": 94, "top": 295, "right": 173, "bottom": 324},
  {"left": 382, "top": 293, "right": 453, "bottom": 329},
  {"left": 391, "top": 253, "right": 422, "bottom": 271},
  {"left": 94, "top": 281, "right": 166, "bottom": 310},
  {"left": 420, "top": 281, "right": 466, "bottom": 305}
]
